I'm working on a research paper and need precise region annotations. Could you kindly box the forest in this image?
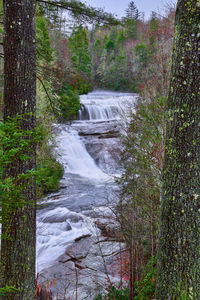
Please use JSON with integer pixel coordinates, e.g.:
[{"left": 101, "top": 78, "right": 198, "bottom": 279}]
[{"left": 0, "top": 0, "right": 200, "bottom": 299}]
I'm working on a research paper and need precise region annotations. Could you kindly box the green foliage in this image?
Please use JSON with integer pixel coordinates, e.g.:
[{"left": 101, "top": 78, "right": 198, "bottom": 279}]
[
  {"left": 93, "top": 258, "right": 157, "bottom": 300},
  {"left": 36, "top": 11, "right": 54, "bottom": 63},
  {"left": 149, "top": 12, "right": 159, "bottom": 33},
  {"left": 36, "top": 106, "right": 64, "bottom": 196},
  {"left": 58, "top": 83, "right": 81, "bottom": 121},
  {"left": 0, "top": 119, "right": 39, "bottom": 165},
  {"left": 98, "top": 47, "right": 130, "bottom": 91},
  {"left": 124, "top": 1, "right": 139, "bottom": 39},
  {"left": 124, "top": 18, "right": 138, "bottom": 39},
  {"left": 119, "top": 95, "right": 165, "bottom": 203},
  {"left": 105, "top": 39, "right": 115, "bottom": 52},
  {"left": 89, "top": 3, "right": 174, "bottom": 93},
  {"left": 116, "top": 96, "right": 165, "bottom": 290},
  {"left": 0, "top": 117, "right": 42, "bottom": 217},
  {"left": 67, "top": 25, "right": 93, "bottom": 95},
  {"left": 93, "top": 295, "right": 103, "bottom": 300},
  {"left": 106, "top": 286, "right": 129, "bottom": 299},
  {"left": 94, "top": 38, "right": 101, "bottom": 53},
  {"left": 94, "top": 286, "right": 129, "bottom": 300},
  {"left": 72, "top": 74, "right": 93, "bottom": 95},
  {"left": 36, "top": 156, "right": 64, "bottom": 195},
  {"left": 40, "top": 0, "right": 119, "bottom": 26},
  {"left": 116, "top": 29, "right": 126, "bottom": 46},
  {"left": 148, "top": 13, "right": 159, "bottom": 54},
  {"left": 125, "top": 1, "right": 139, "bottom": 20},
  {"left": 134, "top": 42, "right": 150, "bottom": 69},
  {"left": 134, "top": 256, "right": 157, "bottom": 299},
  {"left": 68, "top": 25, "right": 92, "bottom": 78},
  {"left": 0, "top": 286, "right": 19, "bottom": 297},
  {"left": 0, "top": 116, "right": 63, "bottom": 209}
]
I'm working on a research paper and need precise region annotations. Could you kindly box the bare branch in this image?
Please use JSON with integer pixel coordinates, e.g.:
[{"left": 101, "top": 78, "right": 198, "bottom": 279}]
[{"left": 37, "top": 75, "right": 58, "bottom": 117}]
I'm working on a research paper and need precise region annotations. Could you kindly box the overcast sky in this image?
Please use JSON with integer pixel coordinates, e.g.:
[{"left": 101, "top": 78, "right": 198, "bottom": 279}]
[{"left": 85, "top": 0, "right": 177, "bottom": 20}]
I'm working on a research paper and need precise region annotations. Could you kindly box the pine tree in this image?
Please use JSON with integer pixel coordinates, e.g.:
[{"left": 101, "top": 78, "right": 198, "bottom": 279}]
[
  {"left": 68, "top": 25, "right": 92, "bottom": 79},
  {"left": 125, "top": 1, "right": 139, "bottom": 20},
  {"left": 124, "top": 1, "right": 140, "bottom": 39}
]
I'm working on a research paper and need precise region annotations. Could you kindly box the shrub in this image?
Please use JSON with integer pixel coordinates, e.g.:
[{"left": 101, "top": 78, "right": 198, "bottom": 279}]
[
  {"left": 93, "top": 286, "right": 129, "bottom": 300},
  {"left": 36, "top": 156, "right": 64, "bottom": 195},
  {"left": 58, "top": 83, "right": 81, "bottom": 122},
  {"left": 73, "top": 75, "right": 93, "bottom": 95},
  {"left": 134, "top": 256, "right": 157, "bottom": 300}
]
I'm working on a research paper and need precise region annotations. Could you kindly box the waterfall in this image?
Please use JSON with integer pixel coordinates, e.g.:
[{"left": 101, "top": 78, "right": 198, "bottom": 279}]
[
  {"left": 36, "top": 90, "right": 137, "bottom": 297},
  {"left": 78, "top": 90, "right": 135, "bottom": 121},
  {"left": 55, "top": 127, "right": 110, "bottom": 180}
]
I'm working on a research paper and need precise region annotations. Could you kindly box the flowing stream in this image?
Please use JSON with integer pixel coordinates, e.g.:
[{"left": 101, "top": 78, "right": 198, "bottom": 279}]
[{"left": 36, "top": 90, "right": 137, "bottom": 299}]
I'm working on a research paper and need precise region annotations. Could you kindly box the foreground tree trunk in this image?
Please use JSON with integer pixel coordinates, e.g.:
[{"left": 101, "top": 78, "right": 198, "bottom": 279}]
[
  {"left": 156, "top": 0, "right": 200, "bottom": 298},
  {"left": 1, "top": 0, "right": 36, "bottom": 299}
]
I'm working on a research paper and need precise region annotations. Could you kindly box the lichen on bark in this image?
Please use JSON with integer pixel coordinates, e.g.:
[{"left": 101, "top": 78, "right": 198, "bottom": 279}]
[
  {"left": 156, "top": 0, "right": 200, "bottom": 299},
  {"left": 0, "top": 1, "right": 36, "bottom": 299}
]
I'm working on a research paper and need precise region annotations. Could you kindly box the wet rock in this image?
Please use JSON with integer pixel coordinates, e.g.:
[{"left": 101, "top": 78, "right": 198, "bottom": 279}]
[
  {"left": 58, "top": 253, "right": 72, "bottom": 263},
  {"left": 78, "top": 122, "right": 119, "bottom": 137},
  {"left": 66, "top": 222, "right": 72, "bottom": 231},
  {"left": 66, "top": 212, "right": 83, "bottom": 223},
  {"left": 84, "top": 138, "right": 120, "bottom": 173},
  {"left": 42, "top": 214, "right": 70, "bottom": 223},
  {"left": 65, "top": 236, "right": 93, "bottom": 261},
  {"left": 95, "top": 219, "right": 123, "bottom": 241},
  {"left": 39, "top": 236, "right": 125, "bottom": 300},
  {"left": 75, "top": 234, "right": 91, "bottom": 242}
]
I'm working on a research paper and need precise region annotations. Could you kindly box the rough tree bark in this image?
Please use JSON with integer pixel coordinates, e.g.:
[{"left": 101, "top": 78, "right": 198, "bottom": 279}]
[
  {"left": 1, "top": 0, "right": 36, "bottom": 299},
  {"left": 156, "top": 0, "right": 200, "bottom": 298}
]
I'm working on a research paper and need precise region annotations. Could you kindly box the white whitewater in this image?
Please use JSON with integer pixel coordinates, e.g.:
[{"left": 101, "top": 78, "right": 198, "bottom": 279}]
[
  {"left": 36, "top": 90, "right": 137, "bottom": 275},
  {"left": 55, "top": 127, "right": 109, "bottom": 180},
  {"left": 37, "top": 207, "right": 96, "bottom": 271},
  {"left": 78, "top": 90, "right": 135, "bottom": 121}
]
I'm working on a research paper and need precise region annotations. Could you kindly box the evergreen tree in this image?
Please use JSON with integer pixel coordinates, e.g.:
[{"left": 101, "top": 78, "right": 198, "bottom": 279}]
[
  {"left": 125, "top": 1, "right": 139, "bottom": 20},
  {"left": 36, "top": 8, "right": 54, "bottom": 64},
  {"left": 124, "top": 1, "right": 140, "bottom": 39},
  {"left": 149, "top": 12, "right": 159, "bottom": 53},
  {"left": 156, "top": 0, "right": 200, "bottom": 298},
  {"left": 68, "top": 25, "right": 92, "bottom": 79},
  {"left": 135, "top": 42, "right": 150, "bottom": 70},
  {"left": 116, "top": 29, "right": 126, "bottom": 46}
]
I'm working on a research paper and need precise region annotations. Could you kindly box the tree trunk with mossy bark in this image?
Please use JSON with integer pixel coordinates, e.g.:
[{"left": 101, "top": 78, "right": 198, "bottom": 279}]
[
  {"left": 156, "top": 0, "right": 200, "bottom": 298},
  {"left": 1, "top": 0, "right": 36, "bottom": 299}
]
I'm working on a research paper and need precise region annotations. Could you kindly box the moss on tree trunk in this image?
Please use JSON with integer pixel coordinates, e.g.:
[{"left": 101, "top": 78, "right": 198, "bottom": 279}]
[
  {"left": 156, "top": 0, "right": 200, "bottom": 298},
  {"left": 1, "top": 0, "right": 36, "bottom": 299}
]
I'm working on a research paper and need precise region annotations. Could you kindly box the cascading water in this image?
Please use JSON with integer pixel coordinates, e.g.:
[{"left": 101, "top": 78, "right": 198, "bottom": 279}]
[
  {"left": 54, "top": 127, "right": 110, "bottom": 180},
  {"left": 36, "top": 90, "right": 137, "bottom": 299},
  {"left": 78, "top": 90, "right": 134, "bottom": 121}
]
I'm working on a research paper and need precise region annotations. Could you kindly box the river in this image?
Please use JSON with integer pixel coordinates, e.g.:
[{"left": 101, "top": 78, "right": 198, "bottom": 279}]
[{"left": 36, "top": 90, "right": 137, "bottom": 299}]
